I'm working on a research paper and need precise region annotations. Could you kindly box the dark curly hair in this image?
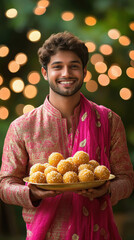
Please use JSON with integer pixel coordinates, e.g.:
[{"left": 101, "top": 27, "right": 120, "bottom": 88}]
[{"left": 38, "top": 31, "right": 89, "bottom": 69}]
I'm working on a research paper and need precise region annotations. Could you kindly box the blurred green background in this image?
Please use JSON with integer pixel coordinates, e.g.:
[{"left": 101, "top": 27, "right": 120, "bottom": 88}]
[{"left": 0, "top": 0, "right": 134, "bottom": 239}]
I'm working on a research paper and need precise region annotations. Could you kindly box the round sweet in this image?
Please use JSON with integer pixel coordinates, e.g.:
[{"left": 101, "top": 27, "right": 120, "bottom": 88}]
[
  {"left": 94, "top": 165, "right": 110, "bottom": 180},
  {"left": 43, "top": 163, "right": 50, "bottom": 169},
  {"left": 29, "top": 171, "right": 46, "bottom": 183},
  {"left": 78, "top": 164, "right": 94, "bottom": 173},
  {"left": 30, "top": 163, "right": 46, "bottom": 176},
  {"left": 57, "top": 160, "right": 73, "bottom": 175},
  {"left": 44, "top": 166, "right": 58, "bottom": 176},
  {"left": 89, "top": 160, "right": 100, "bottom": 169},
  {"left": 46, "top": 171, "right": 63, "bottom": 184},
  {"left": 48, "top": 152, "right": 64, "bottom": 167},
  {"left": 78, "top": 169, "right": 94, "bottom": 182},
  {"left": 66, "top": 157, "right": 78, "bottom": 173},
  {"left": 73, "top": 151, "right": 89, "bottom": 166},
  {"left": 63, "top": 171, "right": 78, "bottom": 183}
]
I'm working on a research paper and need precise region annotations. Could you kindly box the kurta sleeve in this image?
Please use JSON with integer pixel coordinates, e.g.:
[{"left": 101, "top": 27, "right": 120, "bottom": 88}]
[
  {"left": 0, "top": 122, "right": 34, "bottom": 209},
  {"left": 109, "top": 113, "right": 134, "bottom": 206}
]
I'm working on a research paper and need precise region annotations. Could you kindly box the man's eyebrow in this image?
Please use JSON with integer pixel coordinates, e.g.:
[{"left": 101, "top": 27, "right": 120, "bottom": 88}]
[{"left": 51, "top": 60, "right": 81, "bottom": 65}]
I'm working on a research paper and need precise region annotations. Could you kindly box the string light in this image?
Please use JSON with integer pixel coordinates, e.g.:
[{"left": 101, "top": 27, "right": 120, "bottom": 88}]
[
  {"left": 5, "top": 8, "right": 18, "bottom": 18},
  {"left": 126, "top": 67, "right": 134, "bottom": 79},
  {"left": 108, "top": 29, "right": 120, "bottom": 39},
  {"left": 37, "top": 0, "right": 50, "bottom": 8},
  {"left": 27, "top": 30, "right": 41, "bottom": 42},
  {"left": 61, "top": 12, "right": 74, "bottom": 21},
  {"left": 8, "top": 60, "right": 20, "bottom": 73},
  {"left": 84, "top": 71, "right": 92, "bottom": 82},
  {"left": 85, "top": 42, "right": 96, "bottom": 53},
  {"left": 0, "top": 75, "right": 3, "bottom": 85},
  {"left": 108, "top": 65, "right": 122, "bottom": 79},
  {"left": 15, "top": 104, "right": 25, "bottom": 116},
  {"left": 99, "top": 44, "right": 113, "bottom": 55},
  {"left": 98, "top": 74, "right": 110, "bottom": 86},
  {"left": 85, "top": 16, "right": 97, "bottom": 26},
  {"left": 0, "top": 45, "right": 9, "bottom": 57},
  {"left": 119, "top": 35, "right": 131, "bottom": 46},
  {"left": 119, "top": 88, "right": 132, "bottom": 100},
  {"left": 34, "top": 7, "right": 46, "bottom": 15},
  {"left": 129, "top": 22, "right": 134, "bottom": 31},
  {"left": 27, "top": 71, "right": 40, "bottom": 84},
  {"left": 0, "top": 106, "right": 9, "bottom": 120},
  {"left": 23, "top": 85, "right": 37, "bottom": 98},
  {"left": 95, "top": 62, "right": 107, "bottom": 73},
  {"left": 10, "top": 78, "right": 25, "bottom": 93},
  {"left": 23, "top": 104, "right": 35, "bottom": 114},
  {"left": 15, "top": 53, "right": 28, "bottom": 65},
  {"left": 0, "top": 87, "right": 11, "bottom": 100},
  {"left": 129, "top": 50, "right": 134, "bottom": 60},
  {"left": 90, "top": 54, "right": 104, "bottom": 65},
  {"left": 86, "top": 80, "right": 98, "bottom": 92}
]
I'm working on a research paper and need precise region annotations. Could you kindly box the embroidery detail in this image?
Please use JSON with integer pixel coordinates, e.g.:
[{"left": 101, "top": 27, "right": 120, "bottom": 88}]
[
  {"left": 81, "top": 112, "right": 87, "bottom": 121},
  {"left": 108, "top": 111, "right": 112, "bottom": 119},
  {"left": 79, "top": 139, "right": 86, "bottom": 147},
  {"left": 27, "top": 230, "right": 32, "bottom": 238},
  {"left": 96, "top": 121, "right": 101, "bottom": 127},
  {"left": 95, "top": 109, "right": 100, "bottom": 119},
  {"left": 72, "top": 234, "right": 79, "bottom": 240},
  {"left": 83, "top": 206, "right": 89, "bottom": 216},
  {"left": 100, "top": 201, "right": 107, "bottom": 211},
  {"left": 100, "top": 228, "right": 108, "bottom": 239},
  {"left": 93, "top": 224, "right": 99, "bottom": 232}
]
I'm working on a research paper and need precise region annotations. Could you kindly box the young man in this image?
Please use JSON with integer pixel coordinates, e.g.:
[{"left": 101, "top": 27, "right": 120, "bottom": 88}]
[{"left": 0, "top": 31, "right": 133, "bottom": 240}]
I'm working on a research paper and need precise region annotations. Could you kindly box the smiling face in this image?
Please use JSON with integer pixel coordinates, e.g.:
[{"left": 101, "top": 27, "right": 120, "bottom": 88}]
[{"left": 42, "top": 50, "right": 87, "bottom": 98}]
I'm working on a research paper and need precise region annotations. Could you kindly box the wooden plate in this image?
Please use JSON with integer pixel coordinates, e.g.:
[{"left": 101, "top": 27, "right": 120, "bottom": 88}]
[{"left": 23, "top": 174, "right": 115, "bottom": 192}]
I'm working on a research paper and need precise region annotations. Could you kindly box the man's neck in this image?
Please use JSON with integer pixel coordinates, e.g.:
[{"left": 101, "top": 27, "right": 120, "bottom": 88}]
[{"left": 49, "top": 91, "right": 81, "bottom": 119}]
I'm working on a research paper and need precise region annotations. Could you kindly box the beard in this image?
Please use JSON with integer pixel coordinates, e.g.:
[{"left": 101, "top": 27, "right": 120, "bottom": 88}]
[{"left": 48, "top": 79, "right": 83, "bottom": 97}]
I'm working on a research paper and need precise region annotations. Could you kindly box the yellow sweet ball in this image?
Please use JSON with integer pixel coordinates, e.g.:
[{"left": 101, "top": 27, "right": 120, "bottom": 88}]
[
  {"left": 94, "top": 165, "right": 110, "bottom": 180},
  {"left": 89, "top": 160, "right": 99, "bottom": 169},
  {"left": 30, "top": 163, "right": 46, "bottom": 176},
  {"left": 29, "top": 171, "right": 46, "bottom": 183},
  {"left": 46, "top": 170, "right": 63, "bottom": 184},
  {"left": 57, "top": 160, "right": 73, "bottom": 175},
  {"left": 63, "top": 171, "right": 78, "bottom": 183},
  {"left": 78, "top": 169, "right": 94, "bottom": 182},
  {"left": 44, "top": 166, "right": 58, "bottom": 176},
  {"left": 73, "top": 151, "right": 89, "bottom": 166},
  {"left": 43, "top": 163, "right": 50, "bottom": 169},
  {"left": 78, "top": 163, "right": 94, "bottom": 173},
  {"left": 48, "top": 152, "right": 64, "bottom": 167},
  {"left": 66, "top": 157, "right": 78, "bottom": 173}
]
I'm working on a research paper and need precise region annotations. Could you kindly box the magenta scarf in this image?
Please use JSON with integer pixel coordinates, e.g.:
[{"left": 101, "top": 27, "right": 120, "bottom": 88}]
[{"left": 26, "top": 93, "right": 121, "bottom": 240}]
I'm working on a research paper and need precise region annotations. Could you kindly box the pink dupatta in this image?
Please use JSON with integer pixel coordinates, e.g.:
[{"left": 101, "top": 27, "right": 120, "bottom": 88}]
[{"left": 26, "top": 93, "right": 121, "bottom": 240}]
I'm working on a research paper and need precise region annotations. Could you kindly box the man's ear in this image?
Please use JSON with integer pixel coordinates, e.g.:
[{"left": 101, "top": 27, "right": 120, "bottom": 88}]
[{"left": 41, "top": 67, "right": 48, "bottom": 81}]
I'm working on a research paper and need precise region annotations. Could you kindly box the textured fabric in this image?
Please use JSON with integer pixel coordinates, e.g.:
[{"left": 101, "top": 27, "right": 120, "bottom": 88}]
[
  {"left": 26, "top": 93, "right": 121, "bottom": 240},
  {"left": 0, "top": 94, "right": 133, "bottom": 234}
]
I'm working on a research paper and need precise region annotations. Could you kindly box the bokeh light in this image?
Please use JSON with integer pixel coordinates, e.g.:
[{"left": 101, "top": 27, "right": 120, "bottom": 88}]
[
  {"left": 27, "top": 71, "right": 41, "bottom": 84},
  {"left": 15, "top": 53, "right": 28, "bottom": 65},
  {"left": 23, "top": 104, "right": 35, "bottom": 114},
  {"left": 34, "top": 7, "right": 46, "bottom": 15},
  {"left": 90, "top": 53, "right": 104, "bottom": 65},
  {"left": 126, "top": 67, "right": 134, "bottom": 79},
  {"left": 61, "top": 12, "right": 74, "bottom": 21},
  {"left": 129, "top": 50, "right": 134, "bottom": 60},
  {"left": 85, "top": 16, "right": 97, "bottom": 26},
  {"left": 0, "top": 75, "right": 3, "bottom": 85},
  {"left": 85, "top": 42, "right": 96, "bottom": 53},
  {"left": 119, "top": 35, "right": 131, "bottom": 46},
  {"left": 0, "top": 45, "right": 9, "bottom": 57},
  {"left": 86, "top": 80, "right": 98, "bottom": 92},
  {"left": 8, "top": 60, "right": 20, "bottom": 73},
  {"left": 84, "top": 70, "right": 92, "bottom": 82},
  {"left": 98, "top": 74, "right": 110, "bottom": 86},
  {"left": 10, "top": 78, "right": 25, "bottom": 93},
  {"left": 108, "top": 29, "right": 120, "bottom": 39},
  {"left": 0, "top": 87, "right": 11, "bottom": 100},
  {"left": 95, "top": 62, "right": 107, "bottom": 73},
  {"left": 5, "top": 8, "right": 18, "bottom": 18},
  {"left": 108, "top": 65, "right": 122, "bottom": 79},
  {"left": 99, "top": 44, "right": 113, "bottom": 55},
  {"left": 23, "top": 85, "right": 37, "bottom": 98},
  {"left": 37, "top": 0, "right": 50, "bottom": 8},
  {"left": 0, "top": 106, "right": 9, "bottom": 120},
  {"left": 129, "top": 22, "right": 134, "bottom": 31},
  {"left": 119, "top": 88, "right": 132, "bottom": 100},
  {"left": 15, "top": 104, "right": 25, "bottom": 116},
  {"left": 27, "top": 30, "right": 41, "bottom": 42}
]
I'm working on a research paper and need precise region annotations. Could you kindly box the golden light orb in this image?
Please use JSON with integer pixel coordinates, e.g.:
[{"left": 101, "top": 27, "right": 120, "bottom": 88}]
[
  {"left": 5, "top": 8, "right": 18, "bottom": 18},
  {"left": 98, "top": 74, "right": 110, "bottom": 86},
  {"left": 119, "top": 88, "right": 132, "bottom": 100},
  {"left": 8, "top": 60, "right": 20, "bottom": 73},
  {"left": 15, "top": 53, "right": 28, "bottom": 65},
  {"left": 27, "top": 71, "right": 40, "bottom": 84},
  {"left": 84, "top": 70, "right": 92, "bottom": 82},
  {"left": 108, "top": 29, "right": 120, "bottom": 39},
  {"left": 15, "top": 104, "right": 25, "bottom": 116},
  {"left": 61, "top": 12, "right": 74, "bottom": 21},
  {"left": 10, "top": 78, "right": 25, "bottom": 93},
  {"left": 85, "top": 16, "right": 97, "bottom": 26},
  {"left": 126, "top": 67, "right": 134, "bottom": 79},
  {"left": 33, "top": 7, "right": 46, "bottom": 15},
  {"left": 0, "top": 75, "right": 3, "bottom": 85},
  {"left": 0, "top": 106, "right": 9, "bottom": 120},
  {"left": 23, "top": 104, "right": 35, "bottom": 114},
  {"left": 119, "top": 35, "right": 131, "bottom": 46},
  {"left": 86, "top": 80, "right": 98, "bottom": 92},
  {"left": 0, "top": 45, "right": 9, "bottom": 57},
  {"left": 37, "top": 0, "right": 50, "bottom": 8},
  {"left": 23, "top": 85, "right": 37, "bottom": 99},
  {"left": 95, "top": 62, "right": 107, "bottom": 73},
  {"left": 129, "top": 22, "right": 134, "bottom": 31},
  {"left": 108, "top": 65, "right": 122, "bottom": 79},
  {"left": 90, "top": 53, "right": 104, "bottom": 65},
  {"left": 0, "top": 87, "right": 11, "bottom": 100},
  {"left": 85, "top": 42, "right": 96, "bottom": 52},
  {"left": 27, "top": 30, "right": 41, "bottom": 42},
  {"left": 129, "top": 50, "right": 134, "bottom": 61},
  {"left": 99, "top": 44, "right": 113, "bottom": 55}
]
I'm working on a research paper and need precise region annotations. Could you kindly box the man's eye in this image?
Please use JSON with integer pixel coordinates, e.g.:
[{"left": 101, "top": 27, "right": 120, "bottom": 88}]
[
  {"left": 53, "top": 65, "right": 61, "bottom": 69},
  {"left": 71, "top": 65, "right": 79, "bottom": 69}
]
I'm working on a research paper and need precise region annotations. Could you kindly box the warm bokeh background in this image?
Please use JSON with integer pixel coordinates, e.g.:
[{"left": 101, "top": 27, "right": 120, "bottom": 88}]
[{"left": 0, "top": 0, "right": 134, "bottom": 239}]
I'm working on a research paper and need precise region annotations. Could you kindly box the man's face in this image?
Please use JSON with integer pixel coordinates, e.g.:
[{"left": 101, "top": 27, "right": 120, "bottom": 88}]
[{"left": 42, "top": 50, "right": 87, "bottom": 97}]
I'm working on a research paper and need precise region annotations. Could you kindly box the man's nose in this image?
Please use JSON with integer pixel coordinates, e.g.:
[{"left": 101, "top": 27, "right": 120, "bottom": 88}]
[{"left": 62, "top": 66, "right": 70, "bottom": 76}]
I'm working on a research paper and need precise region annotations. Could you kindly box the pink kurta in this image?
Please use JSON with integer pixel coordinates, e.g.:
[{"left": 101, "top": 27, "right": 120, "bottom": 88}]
[{"left": 0, "top": 94, "right": 133, "bottom": 237}]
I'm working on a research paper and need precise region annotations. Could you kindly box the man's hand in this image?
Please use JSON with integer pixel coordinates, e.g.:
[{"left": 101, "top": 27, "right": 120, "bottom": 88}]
[
  {"left": 28, "top": 183, "right": 61, "bottom": 204},
  {"left": 77, "top": 181, "right": 110, "bottom": 200}
]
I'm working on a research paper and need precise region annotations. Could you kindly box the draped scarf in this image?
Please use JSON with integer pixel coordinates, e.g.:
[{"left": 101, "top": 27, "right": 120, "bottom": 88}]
[{"left": 26, "top": 93, "right": 121, "bottom": 240}]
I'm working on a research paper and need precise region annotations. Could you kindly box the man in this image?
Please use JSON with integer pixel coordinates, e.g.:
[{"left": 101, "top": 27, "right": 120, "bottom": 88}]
[{"left": 0, "top": 31, "right": 133, "bottom": 240}]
